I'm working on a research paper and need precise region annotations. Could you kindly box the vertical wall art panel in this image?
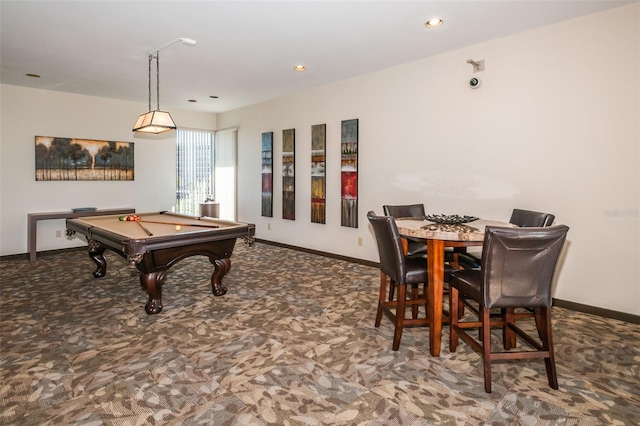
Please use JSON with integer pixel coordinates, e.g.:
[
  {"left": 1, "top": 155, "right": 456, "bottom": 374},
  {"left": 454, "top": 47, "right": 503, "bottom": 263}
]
[
  {"left": 282, "top": 129, "right": 295, "bottom": 220},
  {"left": 311, "top": 124, "right": 326, "bottom": 224},
  {"left": 261, "top": 132, "right": 273, "bottom": 217},
  {"left": 340, "top": 119, "right": 358, "bottom": 228}
]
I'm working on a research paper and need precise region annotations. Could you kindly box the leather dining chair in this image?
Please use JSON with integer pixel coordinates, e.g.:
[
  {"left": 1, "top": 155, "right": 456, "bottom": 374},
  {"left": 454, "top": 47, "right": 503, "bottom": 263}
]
[
  {"left": 457, "top": 208, "right": 556, "bottom": 269},
  {"left": 383, "top": 203, "right": 459, "bottom": 263},
  {"left": 382, "top": 203, "right": 426, "bottom": 219},
  {"left": 382, "top": 204, "right": 428, "bottom": 305},
  {"left": 382, "top": 204, "right": 427, "bottom": 258},
  {"left": 456, "top": 209, "right": 556, "bottom": 338},
  {"left": 510, "top": 208, "right": 555, "bottom": 228},
  {"left": 382, "top": 204, "right": 457, "bottom": 320},
  {"left": 448, "top": 225, "right": 569, "bottom": 393},
  {"left": 367, "top": 211, "right": 430, "bottom": 351}
]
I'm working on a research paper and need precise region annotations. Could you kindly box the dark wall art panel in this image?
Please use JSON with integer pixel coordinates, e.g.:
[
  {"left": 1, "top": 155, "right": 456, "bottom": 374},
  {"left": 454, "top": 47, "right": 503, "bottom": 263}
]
[
  {"left": 35, "top": 136, "right": 134, "bottom": 181},
  {"left": 282, "top": 128, "right": 295, "bottom": 220},
  {"left": 261, "top": 132, "right": 273, "bottom": 217},
  {"left": 340, "top": 119, "right": 358, "bottom": 228},
  {"left": 311, "top": 124, "right": 326, "bottom": 224}
]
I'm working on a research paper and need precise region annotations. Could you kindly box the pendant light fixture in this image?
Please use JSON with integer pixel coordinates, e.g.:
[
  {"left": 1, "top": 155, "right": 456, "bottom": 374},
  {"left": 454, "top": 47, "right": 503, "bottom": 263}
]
[{"left": 133, "top": 51, "right": 176, "bottom": 134}]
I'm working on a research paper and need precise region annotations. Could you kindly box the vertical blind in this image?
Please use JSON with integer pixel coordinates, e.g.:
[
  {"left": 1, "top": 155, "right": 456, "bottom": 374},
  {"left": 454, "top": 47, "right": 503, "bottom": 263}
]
[
  {"left": 214, "top": 128, "right": 238, "bottom": 220},
  {"left": 176, "top": 129, "right": 214, "bottom": 216}
]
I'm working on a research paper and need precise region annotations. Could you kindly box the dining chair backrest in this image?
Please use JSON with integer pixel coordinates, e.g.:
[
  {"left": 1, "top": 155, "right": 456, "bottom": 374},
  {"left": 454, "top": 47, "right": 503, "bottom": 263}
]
[
  {"left": 509, "top": 209, "right": 555, "bottom": 228},
  {"left": 383, "top": 204, "right": 425, "bottom": 218},
  {"left": 480, "top": 225, "right": 569, "bottom": 309},
  {"left": 367, "top": 211, "right": 406, "bottom": 283},
  {"left": 382, "top": 204, "right": 428, "bottom": 258}
]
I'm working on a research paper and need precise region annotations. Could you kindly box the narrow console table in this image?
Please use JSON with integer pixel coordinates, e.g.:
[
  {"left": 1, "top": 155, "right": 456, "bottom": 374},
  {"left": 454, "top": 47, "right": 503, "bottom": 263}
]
[{"left": 28, "top": 208, "right": 135, "bottom": 261}]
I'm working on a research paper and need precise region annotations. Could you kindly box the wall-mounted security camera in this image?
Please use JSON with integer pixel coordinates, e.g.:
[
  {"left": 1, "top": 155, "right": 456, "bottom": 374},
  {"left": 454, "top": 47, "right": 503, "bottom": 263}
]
[{"left": 469, "top": 77, "right": 482, "bottom": 89}]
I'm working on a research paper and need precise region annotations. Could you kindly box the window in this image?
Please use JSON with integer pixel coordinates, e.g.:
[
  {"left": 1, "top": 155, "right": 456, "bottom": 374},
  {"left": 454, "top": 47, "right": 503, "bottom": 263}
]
[
  {"left": 213, "top": 128, "right": 237, "bottom": 220},
  {"left": 176, "top": 129, "right": 213, "bottom": 216},
  {"left": 176, "top": 128, "right": 237, "bottom": 220}
]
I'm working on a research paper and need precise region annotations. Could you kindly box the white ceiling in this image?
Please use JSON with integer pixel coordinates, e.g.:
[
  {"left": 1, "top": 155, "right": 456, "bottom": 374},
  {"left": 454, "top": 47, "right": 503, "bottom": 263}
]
[{"left": 1, "top": 1, "right": 634, "bottom": 113}]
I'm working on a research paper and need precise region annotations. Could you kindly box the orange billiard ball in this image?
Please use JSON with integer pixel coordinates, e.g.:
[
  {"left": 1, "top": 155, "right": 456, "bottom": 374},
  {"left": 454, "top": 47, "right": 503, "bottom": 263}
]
[{"left": 175, "top": 225, "right": 181, "bottom": 231}]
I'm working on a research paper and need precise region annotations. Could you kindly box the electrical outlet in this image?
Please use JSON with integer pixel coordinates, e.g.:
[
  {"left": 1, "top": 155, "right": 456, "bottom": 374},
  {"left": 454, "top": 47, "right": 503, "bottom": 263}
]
[
  {"left": 267, "top": 223, "right": 271, "bottom": 230},
  {"left": 56, "top": 230, "right": 62, "bottom": 238},
  {"left": 358, "top": 237, "right": 363, "bottom": 246}
]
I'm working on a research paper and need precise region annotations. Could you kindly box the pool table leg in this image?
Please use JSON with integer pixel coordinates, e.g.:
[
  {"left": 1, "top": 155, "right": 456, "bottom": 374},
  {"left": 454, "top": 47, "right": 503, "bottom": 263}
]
[
  {"left": 140, "top": 270, "right": 166, "bottom": 315},
  {"left": 210, "top": 258, "right": 230, "bottom": 296},
  {"left": 88, "top": 240, "right": 107, "bottom": 278}
]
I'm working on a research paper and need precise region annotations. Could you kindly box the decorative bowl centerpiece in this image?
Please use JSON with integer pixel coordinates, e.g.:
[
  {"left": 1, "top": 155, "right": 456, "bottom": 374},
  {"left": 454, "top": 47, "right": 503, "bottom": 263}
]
[{"left": 424, "top": 214, "right": 479, "bottom": 225}]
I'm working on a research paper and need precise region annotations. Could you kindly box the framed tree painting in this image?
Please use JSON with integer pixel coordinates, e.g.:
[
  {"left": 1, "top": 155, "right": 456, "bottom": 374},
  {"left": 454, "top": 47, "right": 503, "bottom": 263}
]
[
  {"left": 340, "top": 119, "right": 358, "bottom": 228},
  {"left": 261, "top": 132, "right": 273, "bottom": 217},
  {"left": 282, "top": 128, "right": 295, "bottom": 220},
  {"left": 35, "top": 136, "right": 134, "bottom": 181},
  {"left": 311, "top": 124, "right": 326, "bottom": 224}
]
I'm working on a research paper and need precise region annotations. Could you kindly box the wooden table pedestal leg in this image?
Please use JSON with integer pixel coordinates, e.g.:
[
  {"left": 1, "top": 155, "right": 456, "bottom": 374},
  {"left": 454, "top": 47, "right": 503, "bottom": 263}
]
[{"left": 427, "top": 239, "right": 445, "bottom": 357}]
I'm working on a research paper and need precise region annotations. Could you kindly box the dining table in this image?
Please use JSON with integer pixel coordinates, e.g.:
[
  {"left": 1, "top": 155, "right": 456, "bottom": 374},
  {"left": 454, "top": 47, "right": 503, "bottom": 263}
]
[{"left": 394, "top": 217, "right": 514, "bottom": 356}]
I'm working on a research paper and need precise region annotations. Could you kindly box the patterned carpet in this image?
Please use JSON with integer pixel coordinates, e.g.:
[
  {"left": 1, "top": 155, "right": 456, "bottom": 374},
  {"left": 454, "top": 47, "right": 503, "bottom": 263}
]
[{"left": 1, "top": 242, "right": 639, "bottom": 425}]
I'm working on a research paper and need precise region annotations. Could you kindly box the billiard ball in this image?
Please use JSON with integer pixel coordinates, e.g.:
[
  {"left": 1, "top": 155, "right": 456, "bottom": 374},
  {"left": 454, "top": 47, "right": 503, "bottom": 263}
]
[{"left": 175, "top": 225, "right": 181, "bottom": 231}]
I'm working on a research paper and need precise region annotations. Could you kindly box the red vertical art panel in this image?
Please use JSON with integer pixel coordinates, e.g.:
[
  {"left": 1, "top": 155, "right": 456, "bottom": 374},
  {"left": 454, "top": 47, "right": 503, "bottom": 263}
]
[{"left": 340, "top": 119, "right": 358, "bottom": 228}]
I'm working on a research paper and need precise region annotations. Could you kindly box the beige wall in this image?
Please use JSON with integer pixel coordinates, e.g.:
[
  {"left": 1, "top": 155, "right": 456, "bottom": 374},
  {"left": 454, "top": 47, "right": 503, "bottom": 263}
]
[
  {"left": 218, "top": 4, "right": 640, "bottom": 315},
  {"left": 0, "top": 85, "right": 216, "bottom": 253}
]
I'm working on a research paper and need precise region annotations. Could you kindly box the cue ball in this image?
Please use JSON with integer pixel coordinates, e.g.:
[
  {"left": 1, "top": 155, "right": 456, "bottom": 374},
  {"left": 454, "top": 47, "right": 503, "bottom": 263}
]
[{"left": 175, "top": 225, "right": 181, "bottom": 231}]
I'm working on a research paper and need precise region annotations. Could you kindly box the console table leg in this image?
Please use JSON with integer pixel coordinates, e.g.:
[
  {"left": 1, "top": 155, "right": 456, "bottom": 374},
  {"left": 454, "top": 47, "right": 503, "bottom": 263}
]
[{"left": 28, "top": 217, "right": 37, "bottom": 262}]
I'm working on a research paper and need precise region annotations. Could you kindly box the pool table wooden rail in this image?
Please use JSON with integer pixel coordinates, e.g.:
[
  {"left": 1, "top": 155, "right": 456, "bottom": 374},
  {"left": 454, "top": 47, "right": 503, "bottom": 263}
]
[{"left": 66, "top": 216, "right": 254, "bottom": 261}]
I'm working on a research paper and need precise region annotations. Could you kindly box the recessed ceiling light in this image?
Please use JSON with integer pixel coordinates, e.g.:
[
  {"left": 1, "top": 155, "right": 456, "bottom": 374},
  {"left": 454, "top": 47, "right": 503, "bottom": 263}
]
[
  {"left": 425, "top": 18, "right": 443, "bottom": 28},
  {"left": 188, "top": 99, "right": 197, "bottom": 103},
  {"left": 26, "top": 73, "right": 41, "bottom": 78},
  {"left": 293, "top": 65, "right": 307, "bottom": 72},
  {"left": 209, "top": 95, "right": 218, "bottom": 99}
]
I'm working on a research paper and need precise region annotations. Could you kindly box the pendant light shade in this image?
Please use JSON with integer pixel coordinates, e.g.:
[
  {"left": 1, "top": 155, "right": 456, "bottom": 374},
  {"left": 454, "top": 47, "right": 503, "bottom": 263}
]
[
  {"left": 133, "top": 52, "right": 176, "bottom": 134},
  {"left": 133, "top": 110, "right": 176, "bottom": 134}
]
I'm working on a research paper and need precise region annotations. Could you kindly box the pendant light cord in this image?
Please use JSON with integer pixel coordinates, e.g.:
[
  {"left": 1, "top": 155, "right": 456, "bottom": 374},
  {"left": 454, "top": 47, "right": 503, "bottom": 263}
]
[
  {"left": 147, "top": 52, "right": 161, "bottom": 112},
  {"left": 155, "top": 51, "right": 160, "bottom": 111},
  {"left": 147, "top": 54, "right": 152, "bottom": 112}
]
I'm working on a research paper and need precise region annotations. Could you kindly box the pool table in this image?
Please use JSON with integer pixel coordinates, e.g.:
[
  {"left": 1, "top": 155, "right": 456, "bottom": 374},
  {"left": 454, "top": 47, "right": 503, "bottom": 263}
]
[{"left": 66, "top": 212, "right": 255, "bottom": 314}]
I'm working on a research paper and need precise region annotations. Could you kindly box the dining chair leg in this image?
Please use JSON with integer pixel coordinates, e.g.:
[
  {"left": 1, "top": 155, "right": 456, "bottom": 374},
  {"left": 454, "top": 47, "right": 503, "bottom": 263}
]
[
  {"left": 392, "top": 283, "right": 406, "bottom": 351},
  {"left": 502, "top": 308, "right": 516, "bottom": 350},
  {"left": 481, "top": 307, "right": 493, "bottom": 393},
  {"left": 534, "top": 307, "right": 546, "bottom": 342},
  {"left": 375, "top": 272, "right": 387, "bottom": 327},
  {"left": 458, "top": 298, "right": 465, "bottom": 319},
  {"left": 535, "top": 307, "right": 558, "bottom": 389},
  {"left": 449, "top": 286, "right": 460, "bottom": 352},
  {"left": 411, "top": 284, "right": 419, "bottom": 319},
  {"left": 424, "top": 282, "right": 429, "bottom": 318}
]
